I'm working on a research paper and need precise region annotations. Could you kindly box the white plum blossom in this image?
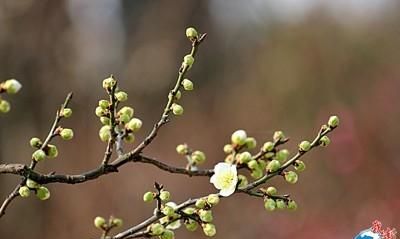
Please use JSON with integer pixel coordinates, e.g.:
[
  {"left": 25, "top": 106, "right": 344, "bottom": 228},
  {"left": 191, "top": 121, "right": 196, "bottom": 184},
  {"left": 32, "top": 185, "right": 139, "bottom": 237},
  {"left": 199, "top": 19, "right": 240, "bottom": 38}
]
[{"left": 210, "top": 162, "right": 238, "bottom": 197}]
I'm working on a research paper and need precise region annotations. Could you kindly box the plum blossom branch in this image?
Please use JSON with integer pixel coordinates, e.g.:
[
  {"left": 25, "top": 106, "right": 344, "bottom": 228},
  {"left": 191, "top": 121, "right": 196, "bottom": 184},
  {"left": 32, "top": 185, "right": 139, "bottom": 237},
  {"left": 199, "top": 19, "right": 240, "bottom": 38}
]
[{"left": 0, "top": 92, "right": 73, "bottom": 217}]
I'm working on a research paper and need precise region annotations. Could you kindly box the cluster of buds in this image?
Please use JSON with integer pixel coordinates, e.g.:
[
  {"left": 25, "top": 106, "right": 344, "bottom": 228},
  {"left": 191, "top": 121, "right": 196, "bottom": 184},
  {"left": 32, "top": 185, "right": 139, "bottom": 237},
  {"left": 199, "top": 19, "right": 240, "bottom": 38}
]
[
  {"left": 96, "top": 76, "right": 142, "bottom": 144},
  {"left": 143, "top": 183, "right": 220, "bottom": 238},
  {"left": 143, "top": 185, "right": 178, "bottom": 239},
  {"left": 94, "top": 215, "right": 123, "bottom": 233},
  {"left": 165, "top": 27, "right": 202, "bottom": 118},
  {"left": 29, "top": 108, "right": 74, "bottom": 162},
  {"left": 19, "top": 179, "right": 50, "bottom": 200},
  {"left": 176, "top": 144, "right": 206, "bottom": 169},
  {"left": 260, "top": 186, "right": 297, "bottom": 212},
  {"left": 0, "top": 79, "right": 22, "bottom": 113}
]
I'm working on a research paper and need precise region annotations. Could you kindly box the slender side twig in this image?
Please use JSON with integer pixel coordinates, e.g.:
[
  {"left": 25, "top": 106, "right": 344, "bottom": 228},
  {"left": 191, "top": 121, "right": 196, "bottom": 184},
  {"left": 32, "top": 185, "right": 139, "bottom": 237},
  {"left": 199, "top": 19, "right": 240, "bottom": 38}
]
[
  {"left": 0, "top": 92, "right": 73, "bottom": 218},
  {"left": 102, "top": 81, "right": 118, "bottom": 165},
  {"left": 112, "top": 34, "right": 207, "bottom": 166},
  {"left": 240, "top": 125, "right": 333, "bottom": 193}
]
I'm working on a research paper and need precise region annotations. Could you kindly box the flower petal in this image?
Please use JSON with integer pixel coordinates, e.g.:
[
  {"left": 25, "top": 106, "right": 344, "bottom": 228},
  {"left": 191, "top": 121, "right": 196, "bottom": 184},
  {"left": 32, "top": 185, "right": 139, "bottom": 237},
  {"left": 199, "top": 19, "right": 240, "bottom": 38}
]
[{"left": 219, "top": 186, "right": 236, "bottom": 197}]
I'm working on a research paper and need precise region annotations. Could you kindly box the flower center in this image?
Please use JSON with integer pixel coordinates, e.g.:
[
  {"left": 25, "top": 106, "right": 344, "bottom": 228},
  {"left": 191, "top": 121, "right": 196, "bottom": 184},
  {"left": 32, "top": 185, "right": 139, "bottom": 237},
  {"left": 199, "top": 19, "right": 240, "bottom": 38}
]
[{"left": 218, "top": 171, "right": 235, "bottom": 189}]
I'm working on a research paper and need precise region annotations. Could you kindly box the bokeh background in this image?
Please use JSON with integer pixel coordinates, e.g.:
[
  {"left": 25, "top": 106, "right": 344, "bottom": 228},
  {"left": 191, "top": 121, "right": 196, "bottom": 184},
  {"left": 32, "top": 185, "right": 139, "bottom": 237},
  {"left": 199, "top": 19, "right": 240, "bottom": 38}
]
[{"left": 1, "top": 1, "right": 400, "bottom": 238}]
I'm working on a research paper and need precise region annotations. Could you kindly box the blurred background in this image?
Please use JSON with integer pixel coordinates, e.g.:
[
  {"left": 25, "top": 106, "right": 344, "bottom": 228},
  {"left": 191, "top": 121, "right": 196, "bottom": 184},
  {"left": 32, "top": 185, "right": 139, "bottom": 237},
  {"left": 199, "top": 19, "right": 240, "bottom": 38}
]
[{"left": 1, "top": 0, "right": 399, "bottom": 238}]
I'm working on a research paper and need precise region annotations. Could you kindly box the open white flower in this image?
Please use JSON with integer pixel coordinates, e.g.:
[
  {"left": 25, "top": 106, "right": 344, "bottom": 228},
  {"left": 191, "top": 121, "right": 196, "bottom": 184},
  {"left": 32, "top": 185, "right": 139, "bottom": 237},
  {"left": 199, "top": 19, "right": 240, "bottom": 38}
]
[{"left": 210, "top": 162, "right": 238, "bottom": 197}]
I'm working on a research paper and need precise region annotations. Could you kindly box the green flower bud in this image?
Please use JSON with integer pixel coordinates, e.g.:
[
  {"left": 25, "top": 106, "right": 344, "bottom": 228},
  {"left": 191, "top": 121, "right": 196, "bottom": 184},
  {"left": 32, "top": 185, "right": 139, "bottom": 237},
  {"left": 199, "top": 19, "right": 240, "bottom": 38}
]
[
  {"left": 328, "top": 115, "right": 340, "bottom": 128},
  {"left": 285, "top": 171, "right": 298, "bottom": 184},
  {"left": 95, "top": 106, "right": 105, "bottom": 117},
  {"left": 62, "top": 108, "right": 72, "bottom": 118},
  {"left": 171, "top": 103, "right": 184, "bottom": 116},
  {"left": 118, "top": 113, "right": 130, "bottom": 124},
  {"left": 19, "top": 186, "right": 30, "bottom": 198},
  {"left": 36, "top": 186, "right": 50, "bottom": 200},
  {"left": 199, "top": 209, "right": 213, "bottom": 222},
  {"left": 294, "top": 160, "right": 306, "bottom": 172},
  {"left": 186, "top": 27, "right": 198, "bottom": 40},
  {"left": 26, "top": 179, "right": 39, "bottom": 189},
  {"left": 94, "top": 216, "right": 106, "bottom": 229},
  {"left": 102, "top": 76, "right": 116, "bottom": 90},
  {"left": 162, "top": 206, "right": 175, "bottom": 217},
  {"left": 264, "top": 198, "right": 276, "bottom": 211},
  {"left": 60, "top": 128, "right": 74, "bottom": 140},
  {"left": 267, "top": 160, "right": 281, "bottom": 172},
  {"left": 182, "top": 79, "right": 194, "bottom": 91},
  {"left": 247, "top": 159, "right": 258, "bottom": 170},
  {"left": 126, "top": 118, "right": 142, "bottom": 132},
  {"left": 124, "top": 133, "right": 135, "bottom": 143},
  {"left": 223, "top": 144, "right": 234, "bottom": 154},
  {"left": 174, "top": 90, "right": 182, "bottom": 100},
  {"left": 176, "top": 144, "right": 188, "bottom": 155},
  {"left": 99, "top": 125, "right": 112, "bottom": 142},
  {"left": 195, "top": 198, "right": 207, "bottom": 209},
  {"left": 183, "top": 207, "right": 196, "bottom": 215},
  {"left": 298, "top": 140, "right": 311, "bottom": 152},
  {"left": 238, "top": 175, "right": 248, "bottom": 187},
  {"left": 262, "top": 141, "right": 274, "bottom": 152},
  {"left": 202, "top": 223, "right": 216, "bottom": 237},
  {"left": 237, "top": 151, "right": 252, "bottom": 164},
  {"left": 275, "top": 149, "right": 289, "bottom": 162},
  {"left": 119, "top": 106, "right": 134, "bottom": 118},
  {"left": 100, "top": 117, "right": 110, "bottom": 125},
  {"left": 245, "top": 137, "right": 257, "bottom": 149},
  {"left": 276, "top": 199, "right": 286, "bottom": 209},
  {"left": 112, "top": 218, "right": 123, "bottom": 227},
  {"left": 160, "top": 229, "right": 174, "bottom": 239},
  {"left": 3, "top": 79, "right": 22, "bottom": 94},
  {"left": 0, "top": 100, "right": 10, "bottom": 113},
  {"left": 115, "top": 91, "right": 128, "bottom": 102},
  {"left": 258, "top": 159, "right": 267, "bottom": 171},
  {"left": 33, "top": 149, "right": 46, "bottom": 162},
  {"left": 231, "top": 130, "right": 247, "bottom": 145},
  {"left": 251, "top": 168, "right": 263, "bottom": 179},
  {"left": 150, "top": 223, "right": 165, "bottom": 235},
  {"left": 266, "top": 186, "right": 277, "bottom": 196},
  {"left": 159, "top": 216, "right": 169, "bottom": 225},
  {"left": 183, "top": 55, "right": 195, "bottom": 69},
  {"left": 159, "top": 190, "right": 171, "bottom": 202},
  {"left": 143, "top": 191, "right": 155, "bottom": 202},
  {"left": 319, "top": 135, "right": 331, "bottom": 147},
  {"left": 191, "top": 150, "right": 206, "bottom": 164},
  {"left": 207, "top": 194, "right": 220, "bottom": 206},
  {"left": 287, "top": 200, "right": 298, "bottom": 210},
  {"left": 184, "top": 219, "right": 198, "bottom": 231},
  {"left": 47, "top": 144, "right": 58, "bottom": 158},
  {"left": 273, "top": 131, "right": 285, "bottom": 142},
  {"left": 98, "top": 100, "right": 109, "bottom": 109},
  {"left": 29, "top": 137, "right": 42, "bottom": 148}
]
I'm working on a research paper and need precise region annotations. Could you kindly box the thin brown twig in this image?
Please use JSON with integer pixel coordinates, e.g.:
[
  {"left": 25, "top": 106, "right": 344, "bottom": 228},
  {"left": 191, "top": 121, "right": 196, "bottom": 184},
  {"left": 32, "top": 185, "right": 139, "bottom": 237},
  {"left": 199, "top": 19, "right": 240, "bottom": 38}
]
[{"left": 0, "top": 92, "right": 73, "bottom": 218}]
